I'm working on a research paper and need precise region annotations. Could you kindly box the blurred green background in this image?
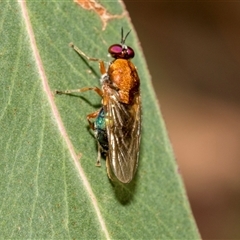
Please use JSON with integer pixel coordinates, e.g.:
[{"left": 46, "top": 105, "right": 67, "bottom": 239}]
[{"left": 124, "top": 1, "right": 240, "bottom": 239}]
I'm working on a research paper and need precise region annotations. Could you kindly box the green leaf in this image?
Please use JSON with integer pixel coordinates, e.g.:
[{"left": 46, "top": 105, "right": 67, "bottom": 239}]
[{"left": 0, "top": 1, "right": 200, "bottom": 239}]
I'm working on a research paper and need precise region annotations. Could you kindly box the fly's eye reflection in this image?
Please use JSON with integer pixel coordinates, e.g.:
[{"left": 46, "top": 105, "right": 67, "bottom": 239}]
[{"left": 56, "top": 28, "right": 141, "bottom": 184}]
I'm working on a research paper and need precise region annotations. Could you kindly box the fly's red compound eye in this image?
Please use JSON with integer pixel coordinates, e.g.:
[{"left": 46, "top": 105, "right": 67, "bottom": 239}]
[{"left": 108, "top": 44, "right": 135, "bottom": 59}]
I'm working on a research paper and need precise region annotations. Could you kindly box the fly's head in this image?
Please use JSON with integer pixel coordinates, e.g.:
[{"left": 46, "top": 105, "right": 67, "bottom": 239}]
[{"left": 108, "top": 28, "right": 135, "bottom": 60}]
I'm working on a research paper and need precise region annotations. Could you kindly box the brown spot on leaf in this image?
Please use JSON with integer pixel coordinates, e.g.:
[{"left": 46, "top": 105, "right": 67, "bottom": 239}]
[{"left": 74, "top": 0, "right": 125, "bottom": 30}]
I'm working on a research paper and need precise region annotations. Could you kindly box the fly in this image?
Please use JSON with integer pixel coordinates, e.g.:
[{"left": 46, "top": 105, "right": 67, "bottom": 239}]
[{"left": 56, "top": 28, "right": 141, "bottom": 183}]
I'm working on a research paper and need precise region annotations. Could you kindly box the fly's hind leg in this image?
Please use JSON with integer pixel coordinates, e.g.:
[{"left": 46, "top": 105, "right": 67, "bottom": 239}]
[
  {"left": 96, "top": 143, "right": 102, "bottom": 167},
  {"left": 106, "top": 156, "right": 114, "bottom": 181},
  {"left": 86, "top": 109, "right": 100, "bottom": 130},
  {"left": 87, "top": 109, "right": 102, "bottom": 167}
]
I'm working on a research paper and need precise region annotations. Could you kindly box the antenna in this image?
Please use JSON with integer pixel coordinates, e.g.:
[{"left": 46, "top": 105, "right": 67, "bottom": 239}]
[{"left": 121, "top": 27, "right": 131, "bottom": 45}]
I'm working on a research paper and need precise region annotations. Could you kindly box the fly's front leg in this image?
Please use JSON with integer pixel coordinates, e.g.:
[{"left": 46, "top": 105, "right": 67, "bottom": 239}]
[
  {"left": 70, "top": 43, "right": 107, "bottom": 75},
  {"left": 87, "top": 110, "right": 102, "bottom": 167}
]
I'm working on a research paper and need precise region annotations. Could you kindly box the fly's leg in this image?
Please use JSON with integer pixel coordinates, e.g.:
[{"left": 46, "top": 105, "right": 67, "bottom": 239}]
[
  {"left": 70, "top": 43, "right": 106, "bottom": 75},
  {"left": 86, "top": 109, "right": 100, "bottom": 131},
  {"left": 55, "top": 86, "right": 103, "bottom": 97},
  {"left": 96, "top": 143, "right": 102, "bottom": 167},
  {"left": 86, "top": 110, "right": 102, "bottom": 167},
  {"left": 106, "top": 156, "right": 114, "bottom": 181}
]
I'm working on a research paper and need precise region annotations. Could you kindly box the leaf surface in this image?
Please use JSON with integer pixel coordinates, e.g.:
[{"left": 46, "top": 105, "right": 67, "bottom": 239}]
[{"left": 0, "top": 1, "right": 200, "bottom": 239}]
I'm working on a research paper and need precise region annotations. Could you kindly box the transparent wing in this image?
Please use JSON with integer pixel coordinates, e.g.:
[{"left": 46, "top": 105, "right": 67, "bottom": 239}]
[{"left": 104, "top": 89, "right": 141, "bottom": 183}]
